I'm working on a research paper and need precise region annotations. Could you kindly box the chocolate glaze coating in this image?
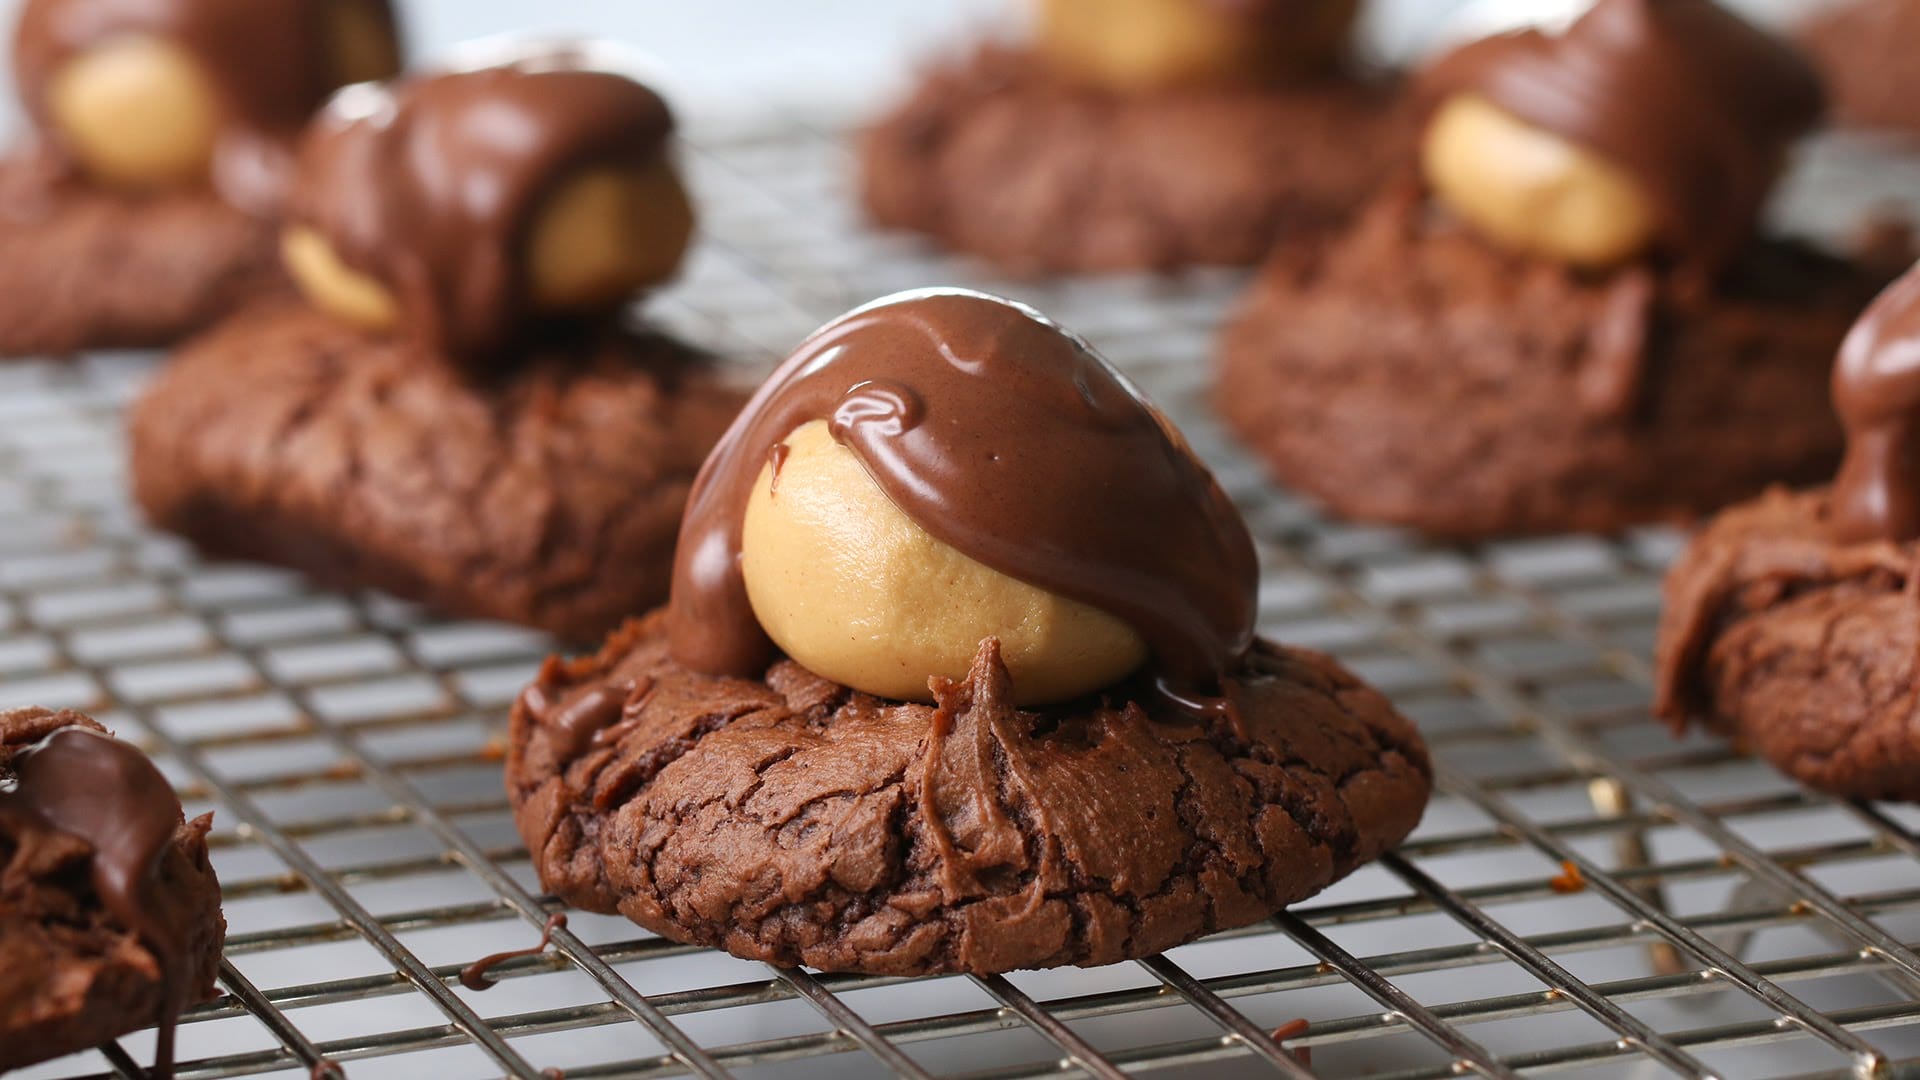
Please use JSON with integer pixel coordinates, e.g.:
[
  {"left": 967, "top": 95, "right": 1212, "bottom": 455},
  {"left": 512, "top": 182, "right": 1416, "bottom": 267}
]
[
  {"left": 288, "top": 51, "right": 677, "bottom": 365},
  {"left": 0, "top": 723, "right": 203, "bottom": 1077},
  {"left": 668, "top": 289, "right": 1259, "bottom": 710},
  {"left": 1420, "top": 0, "right": 1822, "bottom": 274},
  {"left": 1830, "top": 261, "right": 1920, "bottom": 542},
  {"left": 13, "top": 0, "right": 401, "bottom": 214}
]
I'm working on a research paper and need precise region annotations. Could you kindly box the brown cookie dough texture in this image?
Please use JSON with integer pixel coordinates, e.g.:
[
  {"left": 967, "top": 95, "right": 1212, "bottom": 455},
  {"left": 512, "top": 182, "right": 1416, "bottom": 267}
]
[
  {"left": 0, "top": 158, "right": 284, "bottom": 356},
  {"left": 1798, "top": 0, "right": 1920, "bottom": 137},
  {"left": 128, "top": 304, "right": 746, "bottom": 642},
  {"left": 508, "top": 612, "right": 1431, "bottom": 975},
  {"left": 1653, "top": 488, "right": 1920, "bottom": 801},
  {"left": 859, "top": 47, "right": 1407, "bottom": 273},
  {"left": 0, "top": 707, "right": 225, "bottom": 1072},
  {"left": 1214, "top": 193, "right": 1886, "bottom": 538}
]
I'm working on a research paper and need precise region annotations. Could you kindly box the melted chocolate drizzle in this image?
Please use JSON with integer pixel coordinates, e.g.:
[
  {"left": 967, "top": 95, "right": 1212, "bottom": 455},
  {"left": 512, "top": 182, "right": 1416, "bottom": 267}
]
[
  {"left": 0, "top": 727, "right": 198, "bottom": 1078},
  {"left": 667, "top": 289, "right": 1259, "bottom": 710},
  {"left": 1830, "top": 261, "right": 1920, "bottom": 542},
  {"left": 459, "top": 913, "right": 567, "bottom": 991},
  {"left": 1420, "top": 0, "right": 1822, "bottom": 274},
  {"left": 13, "top": 0, "right": 401, "bottom": 214},
  {"left": 288, "top": 48, "right": 677, "bottom": 364}
]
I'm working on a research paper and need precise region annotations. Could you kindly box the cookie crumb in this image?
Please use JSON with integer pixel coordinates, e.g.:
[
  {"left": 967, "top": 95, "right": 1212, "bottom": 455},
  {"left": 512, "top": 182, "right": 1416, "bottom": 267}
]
[{"left": 1548, "top": 860, "right": 1586, "bottom": 894}]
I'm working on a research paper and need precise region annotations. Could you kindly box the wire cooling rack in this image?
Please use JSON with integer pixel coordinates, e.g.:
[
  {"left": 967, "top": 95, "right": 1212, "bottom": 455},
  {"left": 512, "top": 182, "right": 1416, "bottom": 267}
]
[{"left": 10, "top": 116, "right": 1920, "bottom": 1080}]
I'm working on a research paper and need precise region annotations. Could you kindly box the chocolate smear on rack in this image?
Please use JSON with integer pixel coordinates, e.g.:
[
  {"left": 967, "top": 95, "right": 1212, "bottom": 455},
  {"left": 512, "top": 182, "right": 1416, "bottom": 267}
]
[
  {"left": 1420, "top": 0, "right": 1822, "bottom": 274},
  {"left": 13, "top": 0, "right": 401, "bottom": 214},
  {"left": 667, "top": 289, "right": 1259, "bottom": 714},
  {"left": 460, "top": 913, "right": 567, "bottom": 991},
  {"left": 0, "top": 727, "right": 200, "bottom": 1079},
  {"left": 1830, "top": 261, "right": 1920, "bottom": 542},
  {"left": 289, "top": 50, "right": 675, "bottom": 363}
]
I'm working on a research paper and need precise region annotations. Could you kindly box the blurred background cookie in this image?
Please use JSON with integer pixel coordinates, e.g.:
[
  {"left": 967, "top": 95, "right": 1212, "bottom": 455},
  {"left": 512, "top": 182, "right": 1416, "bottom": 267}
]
[
  {"left": 129, "top": 48, "right": 745, "bottom": 641},
  {"left": 0, "top": 0, "right": 402, "bottom": 356},
  {"left": 858, "top": 0, "right": 1412, "bottom": 273},
  {"left": 1216, "top": 0, "right": 1896, "bottom": 539}
]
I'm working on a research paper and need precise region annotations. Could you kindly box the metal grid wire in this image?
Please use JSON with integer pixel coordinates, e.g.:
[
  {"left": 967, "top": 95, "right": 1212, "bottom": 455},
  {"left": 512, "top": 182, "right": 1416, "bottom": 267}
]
[{"left": 10, "top": 115, "right": 1920, "bottom": 1080}]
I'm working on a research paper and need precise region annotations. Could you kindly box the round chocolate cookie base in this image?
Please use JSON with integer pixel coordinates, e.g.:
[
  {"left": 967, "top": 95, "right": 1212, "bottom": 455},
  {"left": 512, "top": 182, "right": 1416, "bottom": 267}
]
[
  {"left": 0, "top": 707, "right": 225, "bottom": 1072},
  {"left": 508, "top": 612, "right": 1431, "bottom": 976},
  {"left": 1798, "top": 0, "right": 1920, "bottom": 138},
  {"left": 1215, "top": 192, "right": 1887, "bottom": 539},
  {"left": 128, "top": 304, "right": 746, "bottom": 643},
  {"left": 1654, "top": 488, "right": 1920, "bottom": 802},
  {"left": 858, "top": 46, "right": 1408, "bottom": 274},
  {"left": 0, "top": 158, "right": 285, "bottom": 357}
]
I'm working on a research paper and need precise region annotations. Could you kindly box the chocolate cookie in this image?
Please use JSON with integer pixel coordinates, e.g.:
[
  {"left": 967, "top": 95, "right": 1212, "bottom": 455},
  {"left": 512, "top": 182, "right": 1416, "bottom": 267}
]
[
  {"left": 1652, "top": 488, "right": 1920, "bottom": 801},
  {"left": 128, "top": 304, "right": 745, "bottom": 642},
  {"left": 1214, "top": 192, "right": 1887, "bottom": 538},
  {"left": 0, "top": 707, "right": 225, "bottom": 1073},
  {"left": 1798, "top": 0, "right": 1920, "bottom": 138},
  {"left": 0, "top": 160, "right": 283, "bottom": 356},
  {"left": 508, "top": 612, "right": 1431, "bottom": 975},
  {"left": 859, "top": 47, "right": 1406, "bottom": 274}
]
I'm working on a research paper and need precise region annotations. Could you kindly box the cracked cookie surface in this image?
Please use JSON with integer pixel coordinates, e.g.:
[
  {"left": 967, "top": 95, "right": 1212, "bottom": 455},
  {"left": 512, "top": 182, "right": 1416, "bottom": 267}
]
[
  {"left": 0, "top": 707, "right": 225, "bottom": 1072},
  {"left": 1216, "top": 192, "right": 1886, "bottom": 538},
  {"left": 508, "top": 612, "right": 1431, "bottom": 975},
  {"left": 1655, "top": 487, "right": 1920, "bottom": 801},
  {"left": 0, "top": 158, "right": 285, "bottom": 357},
  {"left": 128, "top": 303, "right": 746, "bottom": 642},
  {"left": 859, "top": 47, "right": 1407, "bottom": 274}
]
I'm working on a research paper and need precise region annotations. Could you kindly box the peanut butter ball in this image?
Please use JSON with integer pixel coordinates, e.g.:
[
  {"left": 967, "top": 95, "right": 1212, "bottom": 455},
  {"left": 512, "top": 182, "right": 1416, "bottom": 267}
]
[
  {"left": 46, "top": 37, "right": 220, "bottom": 190},
  {"left": 1422, "top": 94, "right": 1658, "bottom": 269},
  {"left": 281, "top": 224, "right": 399, "bottom": 330},
  {"left": 526, "top": 163, "right": 695, "bottom": 313},
  {"left": 1036, "top": 0, "right": 1359, "bottom": 92},
  {"left": 668, "top": 290, "right": 1259, "bottom": 713},
  {"left": 284, "top": 58, "right": 689, "bottom": 363},
  {"left": 1415, "top": 0, "right": 1823, "bottom": 275},
  {"left": 740, "top": 421, "right": 1149, "bottom": 705},
  {"left": 14, "top": 0, "right": 404, "bottom": 203},
  {"left": 286, "top": 159, "right": 694, "bottom": 331}
]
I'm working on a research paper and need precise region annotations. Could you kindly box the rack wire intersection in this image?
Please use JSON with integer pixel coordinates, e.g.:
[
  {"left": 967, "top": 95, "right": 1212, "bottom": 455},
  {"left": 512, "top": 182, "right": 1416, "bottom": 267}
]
[{"left": 7, "top": 117, "right": 1920, "bottom": 1080}]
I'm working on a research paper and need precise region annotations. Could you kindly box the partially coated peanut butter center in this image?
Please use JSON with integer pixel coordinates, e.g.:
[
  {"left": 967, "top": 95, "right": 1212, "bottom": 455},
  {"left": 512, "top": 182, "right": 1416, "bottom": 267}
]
[
  {"left": 1035, "top": 0, "right": 1358, "bottom": 91},
  {"left": 47, "top": 36, "right": 220, "bottom": 189},
  {"left": 1422, "top": 94, "right": 1657, "bottom": 269},
  {"left": 740, "top": 421, "right": 1148, "bottom": 705},
  {"left": 15, "top": 0, "right": 404, "bottom": 208},
  {"left": 1416, "top": 0, "right": 1822, "bottom": 275},
  {"left": 668, "top": 289, "right": 1260, "bottom": 719},
  {"left": 526, "top": 163, "right": 695, "bottom": 314},
  {"left": 282, "top": 224, "right": 399, "bottom": 330},
  {"left": 284, "top": 57, "right": 688, "bottom": 364},
  {"left": 286, "top": 160, "right": 694, "bottom": 332}
]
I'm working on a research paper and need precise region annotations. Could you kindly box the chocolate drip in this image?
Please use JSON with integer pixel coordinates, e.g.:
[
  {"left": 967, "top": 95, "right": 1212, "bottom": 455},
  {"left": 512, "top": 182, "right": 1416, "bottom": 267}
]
[
  {"left": 13, "top": 0, "right": 401, "bottom": 214},
  {"left": 1830, "top": 262, "right": 1920, "bottom": 542},
  {"left": 459, "top": 913, "right": 567, "bottom": 991},
  {"left": 0, "top": 728, "right": 197, "bottom": 1078},
  {"left": 549, "top": 682, "right": 628, "bottom": 759},
  {"left": 667, "top": 289, "right": 1259, "bottom": 707},
  {"left": 1420, "top": 0, "right": 1822, "bottom": 274},
  {"left": 289, "top": 51, "right": 676, "bottom": 364}
]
